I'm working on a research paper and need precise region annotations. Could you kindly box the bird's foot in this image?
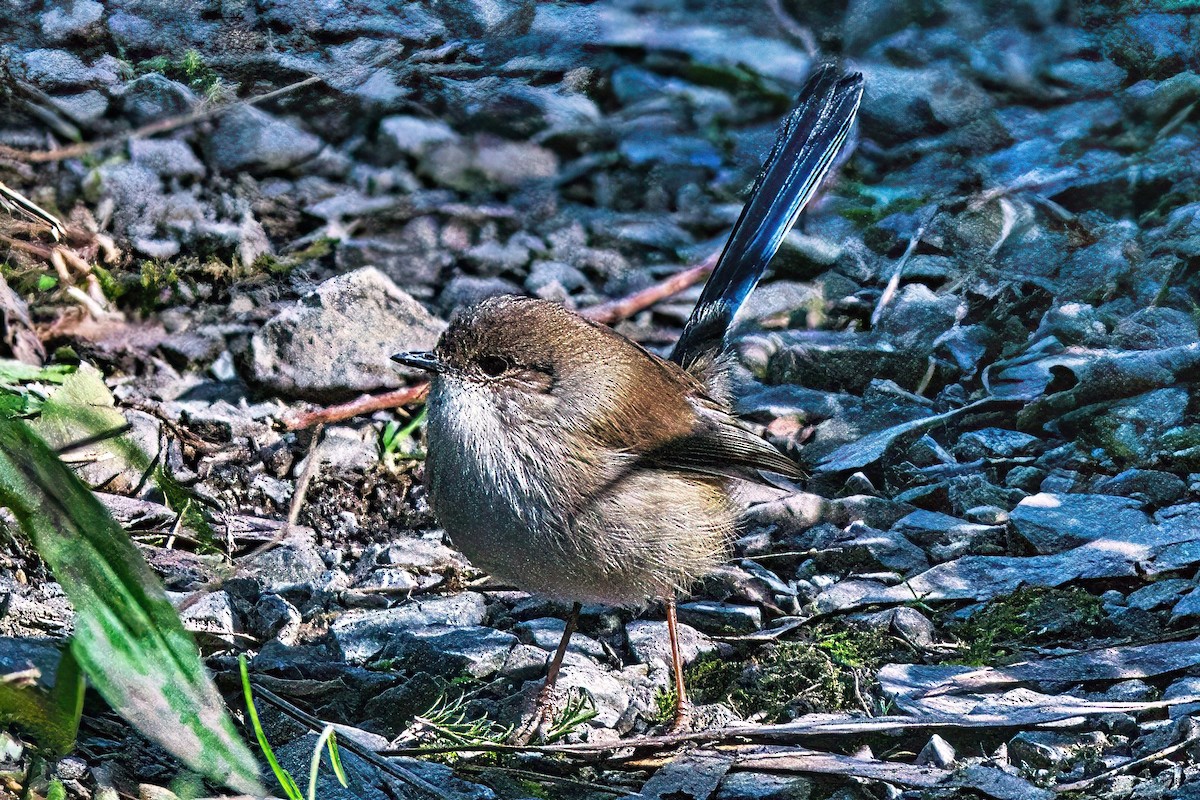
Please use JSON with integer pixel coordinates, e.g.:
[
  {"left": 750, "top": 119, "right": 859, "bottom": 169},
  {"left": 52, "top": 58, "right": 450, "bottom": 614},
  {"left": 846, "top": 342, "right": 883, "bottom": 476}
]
[
  {"left": 508, "top": 682, "right": 557, "bottom": 745},
  {"left": 666, "top": 697, "right": 695, "bottom": 735}
]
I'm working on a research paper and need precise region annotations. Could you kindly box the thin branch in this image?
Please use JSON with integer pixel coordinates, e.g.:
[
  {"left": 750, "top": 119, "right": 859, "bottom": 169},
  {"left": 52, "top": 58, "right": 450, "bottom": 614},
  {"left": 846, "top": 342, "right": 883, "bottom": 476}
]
[
  {"left": 582, "top": 251, "right": 719, "bottom": 325},
  {"left": 0, "top": 75, "right": 323, "bottom": 164},
  {"left": 281, "top": 384, "right": 429, "bottom": 431},
  {"left": 1055, "top": 733, "right": 1200, "bottom": 794}
]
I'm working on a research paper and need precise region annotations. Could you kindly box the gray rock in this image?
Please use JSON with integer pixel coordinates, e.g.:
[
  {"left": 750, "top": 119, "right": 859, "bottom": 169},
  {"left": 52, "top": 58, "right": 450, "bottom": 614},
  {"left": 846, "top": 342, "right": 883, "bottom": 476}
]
[
  {"left": 1126, "top": 579, "right": 1194, "bottom": 611},
  {"left": 514, "top": 617, "right": 606, "bottom": 660},
  {"left": 892, "top": 510, "right": 1006, "bottom": 562},
  {"left": 714, "top": 772, "right": 814, "bottom": 800},
  {"left": 331, "top": 593, "right": 487, "bottom": 662},
  {"left": 205, "top": 106, "right": 323, "bottom": 174},
  {"left": 1008, "top": 731, "right": 1100, "bottom": 771},
  {"left": 1164, "top": 676, "right": 1200, "bottom": 720},
  {"left": 626, "top": 620, "right": 715, "bottom": 666},
  {"left": 824, "top": 522, "right": 929, "bottom": 576},
  {"left": 251, "top": 267, "right": 446, "bottom": 400},
  {"left": 40, "top": 0, "right": 104, "bottom": 41},
  {"left": 21, "top": 49, "right": 118, "bottom": 90},
  {"left": 177, "top": 590, "right": 235, "bottom": 644},
  {"left": 498, "top": 644, "right": 548, "bottom": 680},
  {"left": 252, "top": 593, "right": 302, "bottom": 646},
  {"left": 856, "top": 606, "right": 935, "bottom": 648},
  {"left": 1108, "top": 12, "right": 1196, "bottom": 79},
  {"left": 380, "top": 625, "right": 517, "bottom": 678},
  {"left": 1171, "top": 587, "right": 1200, "bottom": 622},
  {"left": 378, "top": 115, "right": 458, "bottom": 159},
  {"left": 1091, "top": 389, "right": 1189, "bottom": 464},
  {"left": 526, "top": 260, "right": 590, "bottom": 296},
  {"left": 956, "top": 428, "right": 1040, "bottom": 460},
  {"left": 122, "top": 74, "right": 198, "bottom": 126},
  {"left": 874, "top": 284, "right": 964, "bottom": 351},
  {"left": 915, "top": 734, "right": 956, "bottom": 768},
  {"left": 243, "top": 530, "right": 327, "bottom": 593},
  {"left": 1010, "top": 493, "right": 1151, "bottom": 555},
  {"left": 438, "top": 275, "right": 521, "bottom": 315},
  {"left": 335, "top": 235, "right": 449, "bottom": 294},
  {"left": 50, "top": 90, "right": 108, "bottom": 125},
  {"left": 129, "top": 139, "right": 205, "bottom": 179},
  {"left": 436, "top": 0, "right": 535, "bottom": 39},
  {"left": 464, "top": 238, "right": 531, "bottom": 276},
  {"left": 421, "top": 138, "right": 557, "bottom": 192},
  {"left": 677, "top": 601, "right": 762, "bottom": 635}
]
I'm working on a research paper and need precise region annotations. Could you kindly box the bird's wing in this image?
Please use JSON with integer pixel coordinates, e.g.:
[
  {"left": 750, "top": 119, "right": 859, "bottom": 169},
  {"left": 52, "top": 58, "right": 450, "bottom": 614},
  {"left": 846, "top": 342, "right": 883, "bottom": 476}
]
[{"left": 639, "top": 396, "right": 804, "bottom": 483}]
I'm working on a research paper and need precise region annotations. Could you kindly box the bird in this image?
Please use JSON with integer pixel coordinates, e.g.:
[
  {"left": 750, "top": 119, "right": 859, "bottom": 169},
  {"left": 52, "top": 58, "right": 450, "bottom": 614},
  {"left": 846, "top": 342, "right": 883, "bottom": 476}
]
[{"left": 393, "top": 64, "right": 863, "bottom": 733}]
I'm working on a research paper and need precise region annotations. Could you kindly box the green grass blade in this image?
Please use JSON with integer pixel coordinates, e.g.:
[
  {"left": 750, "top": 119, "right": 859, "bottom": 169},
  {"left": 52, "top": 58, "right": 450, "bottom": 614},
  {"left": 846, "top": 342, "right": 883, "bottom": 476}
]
[
  {"left": 0, "top": 648, "right": 84, "bottom": 755},
  {"left": 240, "top": 656, "right": 302, "bottom": 800},
  {"left": 0, "top": 419, "right": 263, "bottom": 794}
]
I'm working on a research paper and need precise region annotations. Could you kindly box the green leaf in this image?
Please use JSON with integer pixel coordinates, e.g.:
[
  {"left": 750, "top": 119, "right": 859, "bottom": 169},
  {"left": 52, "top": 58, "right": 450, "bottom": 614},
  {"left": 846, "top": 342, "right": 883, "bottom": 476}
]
[
  {"left": 37, "top": 274, "right": 58, "bottom": 292},
  {"left": 240, "top": 656, "right": 302, "bottom": 800},
  {"left": 0, "top": 648, "right": 84, "bottom": 755},
  {"left": 0, "top": 419, "right": 263, "bottom": 794},
  {"left": 0, "top": 360, "right": 73, "bottom": 387}
]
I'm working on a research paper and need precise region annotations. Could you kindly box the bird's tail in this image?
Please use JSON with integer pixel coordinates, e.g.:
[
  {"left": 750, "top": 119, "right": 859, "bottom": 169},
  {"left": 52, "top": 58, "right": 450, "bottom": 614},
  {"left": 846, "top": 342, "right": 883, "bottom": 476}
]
[{"left": 671, "top": 65, "right": 863, "bottom": 371}]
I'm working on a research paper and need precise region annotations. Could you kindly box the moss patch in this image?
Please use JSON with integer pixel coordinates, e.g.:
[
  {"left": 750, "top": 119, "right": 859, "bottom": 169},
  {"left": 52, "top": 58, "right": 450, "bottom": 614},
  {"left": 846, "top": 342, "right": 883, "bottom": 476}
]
[{"left": 947, "top": 587, "right": 1108, "bottom": 666}]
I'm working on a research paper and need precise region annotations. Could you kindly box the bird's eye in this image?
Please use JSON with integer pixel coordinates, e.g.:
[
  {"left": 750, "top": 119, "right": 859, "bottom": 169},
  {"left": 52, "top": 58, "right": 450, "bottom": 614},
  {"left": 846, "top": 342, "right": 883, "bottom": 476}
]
[{"left": 478, "top": 355, "right": 510, "bottom": 377}]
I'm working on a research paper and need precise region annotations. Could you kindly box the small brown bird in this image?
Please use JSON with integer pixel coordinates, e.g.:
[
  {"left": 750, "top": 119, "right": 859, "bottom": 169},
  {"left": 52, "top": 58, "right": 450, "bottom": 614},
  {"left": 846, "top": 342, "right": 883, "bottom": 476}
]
[{"left": 394, "top": 65, "right": 863, "bottom": 730}]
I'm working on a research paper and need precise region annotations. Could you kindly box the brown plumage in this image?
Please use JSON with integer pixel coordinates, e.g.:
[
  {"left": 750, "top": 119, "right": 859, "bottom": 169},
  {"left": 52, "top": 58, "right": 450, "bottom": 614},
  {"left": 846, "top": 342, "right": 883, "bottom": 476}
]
[{"left": 419, "top": 295, "right": 800, "bottom": 607}]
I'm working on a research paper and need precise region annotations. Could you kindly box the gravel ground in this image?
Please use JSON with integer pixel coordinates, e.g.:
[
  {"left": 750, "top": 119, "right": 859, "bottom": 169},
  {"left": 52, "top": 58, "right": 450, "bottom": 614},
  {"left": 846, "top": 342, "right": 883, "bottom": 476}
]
[{"left": 2, "top": 1, "right": 1200, "bottom": 798}]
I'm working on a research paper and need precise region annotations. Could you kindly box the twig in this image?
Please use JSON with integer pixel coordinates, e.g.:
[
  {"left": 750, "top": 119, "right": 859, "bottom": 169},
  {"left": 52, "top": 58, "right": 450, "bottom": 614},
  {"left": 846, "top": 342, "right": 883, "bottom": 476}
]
[
  {"left": 582, "top": 251, "right": 719, "bottom": 325},
  {"left": 871, "top": 210, "right": 935, "bottom": 327},
  {"left": 0, "top": 180, "right": 65, "bottom": 239},
  {"left": 281, "top": 384, "right": 429, "bottom": 431},
  {"left": 1055, "top": 733, "right": 1200, "bottom": 794},
  {"left": 250, "top": 684, "right": 458, "bottom": 800},
  {"left": 764, "top": 0, "right": 819, "bottom": 56},
  {"left": 0, "top": 75, "right": 323, "bottom": 164},
  {"left": 380, "top": 700, "right": 1188, "bottom": 759}
]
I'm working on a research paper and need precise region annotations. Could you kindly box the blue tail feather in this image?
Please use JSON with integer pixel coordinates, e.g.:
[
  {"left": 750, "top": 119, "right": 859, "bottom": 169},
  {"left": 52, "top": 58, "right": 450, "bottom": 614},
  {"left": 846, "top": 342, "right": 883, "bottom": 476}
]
[{"left": 671, "top": 65, "right": 863, "bottom": 370}]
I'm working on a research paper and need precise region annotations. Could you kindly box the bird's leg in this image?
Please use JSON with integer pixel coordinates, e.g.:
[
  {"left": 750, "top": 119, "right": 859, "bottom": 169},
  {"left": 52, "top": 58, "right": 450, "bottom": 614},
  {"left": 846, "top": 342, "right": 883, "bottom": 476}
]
[
  {"left": 511, "top": 601, "right": 581, "bottom": 744},
  {"left": 664, "top": 595, "right": 691, "bottom": 729},
  {"left": 542, "top": 601, "right": 581, "bottom": 701}
]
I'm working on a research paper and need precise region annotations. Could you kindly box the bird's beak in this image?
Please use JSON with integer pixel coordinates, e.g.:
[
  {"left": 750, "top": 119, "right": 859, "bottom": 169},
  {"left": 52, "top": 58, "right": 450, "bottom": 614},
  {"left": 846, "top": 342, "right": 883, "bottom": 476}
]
[{"left": 391, "top": 351, "right": 443, "bottom": 373}]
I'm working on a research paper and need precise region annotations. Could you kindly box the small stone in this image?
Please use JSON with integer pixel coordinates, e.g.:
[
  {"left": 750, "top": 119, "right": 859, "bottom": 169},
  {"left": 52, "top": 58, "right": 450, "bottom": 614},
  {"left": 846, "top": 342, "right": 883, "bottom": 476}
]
[
  {"left": 526, "top": 260, "right": 590, "bottom": 295},
  {"left": 1009, "top": 493, "right": 1151, "bottom": 555},
  {"left": 205, "top": 106, "right": 323, "bottom": 174},
  {"left": 714, "top": 772, "right": 815, "bottom": 800},
  {"left": 1165, "top": 676, "right": 1200, "bottom": 720},
  {"left": 40, "top": 0, "right": 104, "bottom": 41},
  {"left": 438, "top": 275, "right": 521, "bottom": 315},
  {"left": 499, "top": 644, "right": 548, "bottom": 680},
  {"left": 464, "top": 238, "right": 531, "bottom": 276},
  {"left": 1008, "top": 731, "right": 1097, "bottom": 771},
  {"left": 122, "top": 74, "right": 198, "bottom": 125},
  {"left": 129, "top": 138, "right": 203, "bottom": 179},
  {"left": 1127, "top": 579, "right": 1194, "bottom": 611},
  {"left": 964, "top": 505, "right": 1009, "bottom": 525},
  {"left": 955, "top": 428, "right": 1041, "bottom": 460},
  {"left": 378, "top": 115, "right": 458, "bottom": 159},
  {"left": 435, "top": 0, "right": 535, "bottom": 38},
  {"left": 677, "top": 601, "right": 762, "bottom": 635},
  {"left": 626, "top": 620, "right": 715, "bottom": 666},
  {"left": 379, "top": 625, "right": 517, "bottom": 678},
  {"left": 50, "top": 90, "right": 108, "bottom": 125},
  {"left": 1094, "top": 469, "right": 1188, "bottom": 507},
  {"left": 421, "top": 137, "right": 557, "bottom": 192},
  {"left": 177, "top": 590, "right": 236, "bottom": 643},
  {"left": 916, "top": 734, "right": 956, "bottom": 768},
  {"left": 243, "top": 530, "right": 326, "bottom": 593},
  {"left": 250, "top": 267, "right": 446, "bottom": 400},
  {"left": 330, "top": 593, "right": 488, "bottom": 662},
  {"left": 514, "top": 618, "right": 606, "bottom": 661},
  {"left": 21, "top": 49, "right": 117, "bottom": 90}
]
